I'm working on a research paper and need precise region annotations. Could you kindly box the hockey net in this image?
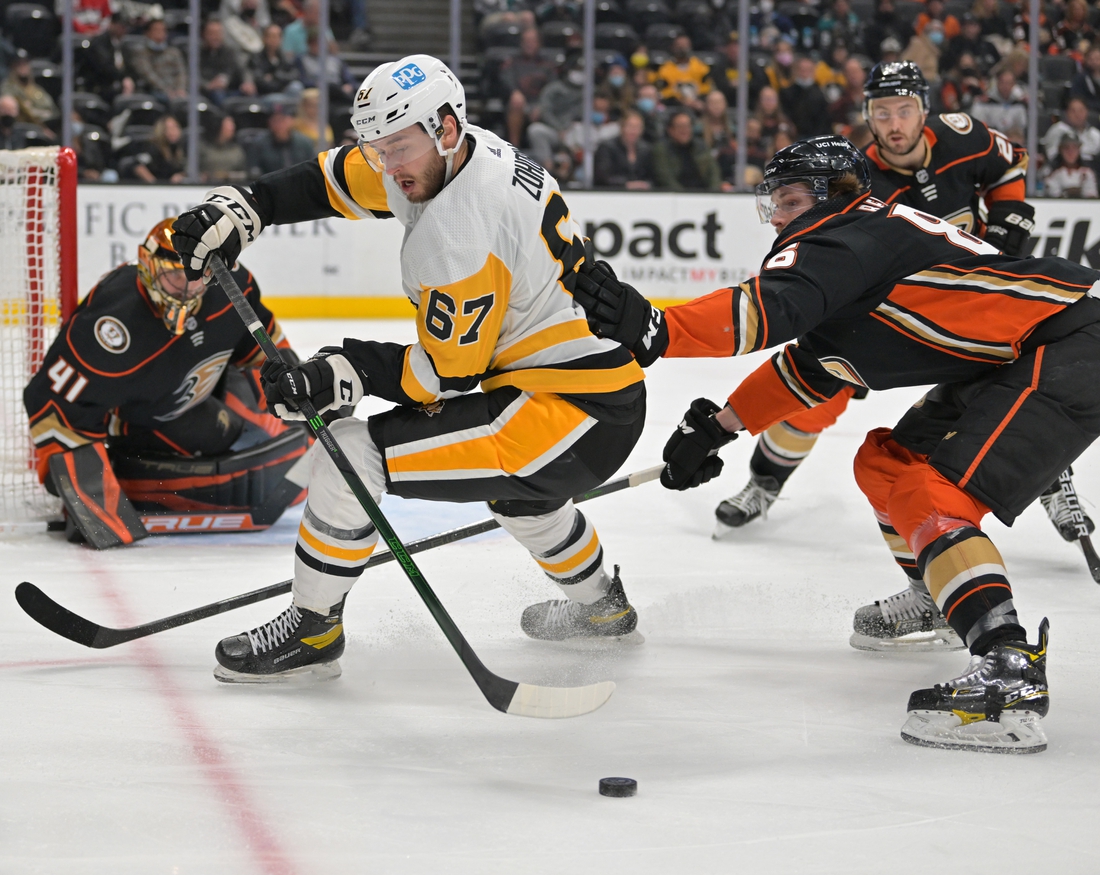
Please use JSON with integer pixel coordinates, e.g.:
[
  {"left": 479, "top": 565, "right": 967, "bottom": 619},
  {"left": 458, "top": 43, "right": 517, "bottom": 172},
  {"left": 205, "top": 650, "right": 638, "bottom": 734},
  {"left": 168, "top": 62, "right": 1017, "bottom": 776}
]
[{"left": 0, "top": 147, "right": 77, "bottom": 531}]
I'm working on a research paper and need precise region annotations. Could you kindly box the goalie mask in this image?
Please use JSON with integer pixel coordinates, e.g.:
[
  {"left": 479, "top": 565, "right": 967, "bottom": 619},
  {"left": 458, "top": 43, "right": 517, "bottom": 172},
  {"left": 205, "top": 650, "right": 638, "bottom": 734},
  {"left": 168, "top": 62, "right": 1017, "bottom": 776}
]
[
  {"left": 350, "top": 54, "right": 467, "bottom": 185},
  {"left": 137, "top": 217, "right": 207, "bottom": 335},
  {"left": 755, "top": 136, "right": 871, "bottom": 224}
]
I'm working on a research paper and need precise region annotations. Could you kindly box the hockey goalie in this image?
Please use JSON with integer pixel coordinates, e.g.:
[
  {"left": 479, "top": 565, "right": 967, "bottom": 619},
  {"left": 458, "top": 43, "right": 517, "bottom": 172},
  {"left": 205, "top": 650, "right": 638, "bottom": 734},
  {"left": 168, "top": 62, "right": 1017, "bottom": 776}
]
[{"left": 22, "top": 218, "right": 310, "bottom": 548}]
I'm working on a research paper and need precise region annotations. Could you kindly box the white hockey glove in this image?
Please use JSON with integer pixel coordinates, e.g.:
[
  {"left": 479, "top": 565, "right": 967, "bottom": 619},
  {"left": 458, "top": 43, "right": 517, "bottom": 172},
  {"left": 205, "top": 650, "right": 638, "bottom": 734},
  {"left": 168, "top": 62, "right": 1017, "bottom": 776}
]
[
  {"left": 172, "top": 186, "right": 265, "bottom": 282},
  {"left": 260, "top": 348, "right": 366, "bottom": 421}
]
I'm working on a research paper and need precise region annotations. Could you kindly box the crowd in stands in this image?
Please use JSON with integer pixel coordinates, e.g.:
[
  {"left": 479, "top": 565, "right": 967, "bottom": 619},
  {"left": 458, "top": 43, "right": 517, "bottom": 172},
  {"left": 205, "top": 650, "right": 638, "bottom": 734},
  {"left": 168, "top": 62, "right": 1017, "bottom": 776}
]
[
  {"left": 0, "top": 0, "right": 363, "bottom": 182},
  {"left": 2, "top": 0, "right": 1100, "bottom": 197},
  {"left": 476, "top": 0, "right": 1100, "bottom": 196}
]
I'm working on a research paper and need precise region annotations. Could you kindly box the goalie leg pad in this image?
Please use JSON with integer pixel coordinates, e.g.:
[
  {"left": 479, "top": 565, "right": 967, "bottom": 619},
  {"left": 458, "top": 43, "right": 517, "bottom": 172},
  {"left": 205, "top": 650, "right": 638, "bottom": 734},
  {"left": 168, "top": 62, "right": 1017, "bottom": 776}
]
[
  {"left": 111, "top": 428, "right": 310, "bottom": 525},
  {"left": 49, "top": 444, "right": 149, "bottom": 549}
]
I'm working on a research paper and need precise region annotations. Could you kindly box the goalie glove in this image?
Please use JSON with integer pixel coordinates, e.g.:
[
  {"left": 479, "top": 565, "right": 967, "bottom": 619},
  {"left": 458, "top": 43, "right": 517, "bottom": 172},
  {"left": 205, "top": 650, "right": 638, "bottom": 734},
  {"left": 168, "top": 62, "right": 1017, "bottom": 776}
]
[
  {"left": 661, "top": 398, "right": 739, "bottom": 490},
  {"left": 260, "top": 347, "right": 366, "bottom": 421},
  {"left": 172, "top": 186, "right": 265, "bottom": 282},
  {"left": 983, "top": 201, "right": 1036, "bottom": 257},
  {"left": 573, "top": 260, "right": 668, "bottom": 367}
]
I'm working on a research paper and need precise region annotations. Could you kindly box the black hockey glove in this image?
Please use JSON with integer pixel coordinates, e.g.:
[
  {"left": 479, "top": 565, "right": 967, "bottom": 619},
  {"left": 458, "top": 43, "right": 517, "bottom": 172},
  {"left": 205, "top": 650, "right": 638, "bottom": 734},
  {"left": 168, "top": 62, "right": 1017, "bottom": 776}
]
[
  {"left": 984, "top": 201, "right": 1036, "bottom": 257},
  {"left": 661, "top": 398, "right": 739, "bottom": 491},
  {"left": 172, "top": 186, "right": 265, "bottom": 282},
  {"left": 260, "top": 347, "right": 366, "bottom": 421},
  {"left": 573, "top": 260, "right": 668, "bottom": 367}
]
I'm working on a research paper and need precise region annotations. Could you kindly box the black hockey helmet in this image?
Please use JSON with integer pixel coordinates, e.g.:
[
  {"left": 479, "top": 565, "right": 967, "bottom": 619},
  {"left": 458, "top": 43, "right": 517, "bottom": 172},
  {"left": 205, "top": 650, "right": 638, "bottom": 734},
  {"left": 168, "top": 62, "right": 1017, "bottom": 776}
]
[
  {"left": 862, "top": 60, "right": 930, "bottom": 117},
  {"left": 755, "top": 136, "right": 871, "bottom": 223}
]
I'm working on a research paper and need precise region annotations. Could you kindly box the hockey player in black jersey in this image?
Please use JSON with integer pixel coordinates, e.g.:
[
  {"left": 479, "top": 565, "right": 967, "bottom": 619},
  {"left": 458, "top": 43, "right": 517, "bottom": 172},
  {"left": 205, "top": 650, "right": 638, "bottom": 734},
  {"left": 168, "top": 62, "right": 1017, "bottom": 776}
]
[
  {"left": 575, "top": 136, "right": 1100, "bottom": 751},
  {"left": 713, "top": 61, "right": 1094, "bottom": 646},
  {"left": 23, "top": 218, "right": 308, "bottom": 548}
]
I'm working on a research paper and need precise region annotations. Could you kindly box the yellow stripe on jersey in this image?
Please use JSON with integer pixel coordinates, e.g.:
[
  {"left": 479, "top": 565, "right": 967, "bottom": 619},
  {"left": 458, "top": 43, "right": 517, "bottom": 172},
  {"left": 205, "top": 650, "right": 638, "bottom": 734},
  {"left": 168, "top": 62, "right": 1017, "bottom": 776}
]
[
  {"left": 491, "top": 319, "right": 595, "bottom": 370},
  {"left": 480, "top": 360, "right": 644, "bottom": 395},
  {"left": 386, "top": 392, "right": 591, "bottom": 480},
  {"left": 535, "top": 529, "right": 600, "bottom": 573},
  {"left": 402, "top": 252, "right": 512, "bottom": 400},
  {"left": 318, "top": 147, "right": 390, "bottom": 219}
]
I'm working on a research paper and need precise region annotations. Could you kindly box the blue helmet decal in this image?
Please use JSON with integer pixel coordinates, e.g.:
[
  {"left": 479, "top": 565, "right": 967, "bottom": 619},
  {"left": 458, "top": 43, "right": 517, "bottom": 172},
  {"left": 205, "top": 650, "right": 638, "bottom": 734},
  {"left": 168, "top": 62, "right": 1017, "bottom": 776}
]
[{"left": 392, "top": 63, "right": 426, "bottom": 90}]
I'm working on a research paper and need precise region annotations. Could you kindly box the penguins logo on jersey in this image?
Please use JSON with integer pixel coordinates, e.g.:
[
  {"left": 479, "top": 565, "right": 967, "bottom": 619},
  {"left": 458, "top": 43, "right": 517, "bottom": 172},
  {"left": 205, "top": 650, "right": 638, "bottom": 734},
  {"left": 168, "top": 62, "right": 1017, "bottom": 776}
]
[
  {"left": 94, "top": 316, "right": 131, "bottom": 354},
  {"left": 155, "top": 351, "right": 232, "bottom": 421}
]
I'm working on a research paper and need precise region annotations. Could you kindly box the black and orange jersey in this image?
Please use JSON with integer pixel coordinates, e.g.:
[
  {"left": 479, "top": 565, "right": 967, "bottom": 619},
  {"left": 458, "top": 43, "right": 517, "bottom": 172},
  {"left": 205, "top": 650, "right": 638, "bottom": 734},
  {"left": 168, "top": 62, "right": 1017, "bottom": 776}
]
[
  {"left": 659, "top": 193, "right": 1100, "bottom": 434},
  {"left": 246, "top": 124, "right": 644, "bottom": 411},
  {"left": 865, "top": 112, "right": 1028, "bottom": 236},
  {"left": 24, "top": 261, "right": 286, "bottom": 477}
]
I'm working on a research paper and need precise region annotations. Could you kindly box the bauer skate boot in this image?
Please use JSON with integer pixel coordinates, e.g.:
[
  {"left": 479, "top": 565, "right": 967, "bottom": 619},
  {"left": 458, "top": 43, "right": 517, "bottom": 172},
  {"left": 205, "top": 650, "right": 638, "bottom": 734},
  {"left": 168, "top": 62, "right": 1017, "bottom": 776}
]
[
  {"left": 1040, "top": 472, "right": 1095, "bottom": 543},
  {"left": 214, "top": 601, "right": 345, "bottom": 683},
  {"left": 850, "top": 584, "right": 964, "bottom": 652},
  {"left": 713, "top": 473, "right": 780, "bottom": 538},
  {"left": 521, "top": 567, "right": 640, "bottom": 643},
  {"left": 901, "top": 619, "right": 1050, "bottom": 754}
]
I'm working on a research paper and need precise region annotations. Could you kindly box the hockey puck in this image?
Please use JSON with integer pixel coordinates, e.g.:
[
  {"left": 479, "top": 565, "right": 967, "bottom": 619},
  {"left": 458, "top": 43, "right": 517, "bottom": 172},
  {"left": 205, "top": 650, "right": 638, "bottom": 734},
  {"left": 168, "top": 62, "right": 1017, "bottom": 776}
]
[{"left": 598, "top": 777, "right": 637, "bottom": 797}]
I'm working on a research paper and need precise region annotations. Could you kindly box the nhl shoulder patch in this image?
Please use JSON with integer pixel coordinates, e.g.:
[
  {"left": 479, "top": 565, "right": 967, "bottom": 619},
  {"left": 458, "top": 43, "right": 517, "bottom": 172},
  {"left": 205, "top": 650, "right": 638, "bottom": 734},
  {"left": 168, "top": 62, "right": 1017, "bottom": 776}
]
[
  {"left": 939, "top": 113, "right": 973, "bottom": 135},
  {"left": 94, "top": 316, "right": 131, "bottom": 354}
]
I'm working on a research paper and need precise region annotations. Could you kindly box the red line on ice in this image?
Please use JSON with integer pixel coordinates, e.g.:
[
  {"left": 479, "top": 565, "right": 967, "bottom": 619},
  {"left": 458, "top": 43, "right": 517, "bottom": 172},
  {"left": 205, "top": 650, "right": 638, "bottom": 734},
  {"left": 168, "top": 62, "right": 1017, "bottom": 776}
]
[{"left": 89, "top": 567, "right": 299, "bottom": 875}]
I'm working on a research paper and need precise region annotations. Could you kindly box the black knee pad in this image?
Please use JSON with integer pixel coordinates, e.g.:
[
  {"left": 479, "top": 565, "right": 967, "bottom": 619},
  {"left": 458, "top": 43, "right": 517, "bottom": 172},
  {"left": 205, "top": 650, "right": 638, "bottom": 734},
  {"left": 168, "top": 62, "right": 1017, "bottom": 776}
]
[{"left": 488, "top": 496, "right": 571, "bottom": 518}]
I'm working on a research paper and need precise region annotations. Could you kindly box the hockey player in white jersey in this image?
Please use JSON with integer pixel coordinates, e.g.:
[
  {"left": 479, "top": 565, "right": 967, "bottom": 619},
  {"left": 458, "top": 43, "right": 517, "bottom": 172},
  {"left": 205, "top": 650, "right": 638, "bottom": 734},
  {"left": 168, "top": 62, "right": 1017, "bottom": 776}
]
[{"left": 171, "top": 56, "right": 647, "bottom": 682}]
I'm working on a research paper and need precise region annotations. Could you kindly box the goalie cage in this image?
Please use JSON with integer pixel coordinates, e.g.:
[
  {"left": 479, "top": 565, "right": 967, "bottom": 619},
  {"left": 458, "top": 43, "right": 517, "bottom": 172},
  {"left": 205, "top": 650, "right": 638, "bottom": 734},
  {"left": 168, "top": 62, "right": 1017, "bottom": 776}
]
[{"left": 0, "top": 147, "right": 77, "bottom": 532}]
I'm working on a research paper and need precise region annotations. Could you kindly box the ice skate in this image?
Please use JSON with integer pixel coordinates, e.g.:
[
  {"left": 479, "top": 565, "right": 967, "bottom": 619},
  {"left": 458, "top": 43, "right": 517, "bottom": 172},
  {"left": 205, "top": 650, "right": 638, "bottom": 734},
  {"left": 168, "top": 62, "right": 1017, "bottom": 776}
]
[
  {"left": 901, "top": 619, "right": 1049, "bottom": 754},
  {"left": 713, "top": 473, "right": 780, "bottom": 538},
  {"left": 214, "top": 602, "right": 345, "bottom": 683},
  {"left": 521, "top": 567, "right": 641, "bottom": 643},
  {"left": 850, "top": 584, "right": 964, "bottom": 652}
]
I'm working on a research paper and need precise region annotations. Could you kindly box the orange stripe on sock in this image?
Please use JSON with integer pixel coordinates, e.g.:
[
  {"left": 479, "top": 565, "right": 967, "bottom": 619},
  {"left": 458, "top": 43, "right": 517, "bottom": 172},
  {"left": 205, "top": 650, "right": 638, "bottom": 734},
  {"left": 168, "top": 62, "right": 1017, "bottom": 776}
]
[{"left": 944, "top": 581, "right": 1013, "bottom": 622}]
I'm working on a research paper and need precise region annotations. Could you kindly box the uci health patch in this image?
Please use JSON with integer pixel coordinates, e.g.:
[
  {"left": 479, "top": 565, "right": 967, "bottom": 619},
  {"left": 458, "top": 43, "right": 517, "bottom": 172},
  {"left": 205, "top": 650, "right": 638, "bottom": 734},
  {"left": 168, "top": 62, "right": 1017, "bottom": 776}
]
[{"left": 391, "top": 63, "right": 426, "bottom": 90}]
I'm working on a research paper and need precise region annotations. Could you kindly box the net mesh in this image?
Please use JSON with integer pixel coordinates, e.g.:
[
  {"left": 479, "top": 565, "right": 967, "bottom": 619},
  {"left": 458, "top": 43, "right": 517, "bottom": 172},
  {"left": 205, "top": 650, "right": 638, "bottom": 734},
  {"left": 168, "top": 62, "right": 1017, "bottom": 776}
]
[{"left": 1, "top": 148, "right": 66, "bottom": 527}]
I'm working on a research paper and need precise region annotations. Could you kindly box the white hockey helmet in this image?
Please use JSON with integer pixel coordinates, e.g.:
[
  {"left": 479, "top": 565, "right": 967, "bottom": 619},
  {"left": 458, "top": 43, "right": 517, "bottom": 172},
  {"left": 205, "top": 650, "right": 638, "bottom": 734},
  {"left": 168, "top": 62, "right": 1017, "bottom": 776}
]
[{"left": 351, "top": 55, "right": 467, "bottom": 162}]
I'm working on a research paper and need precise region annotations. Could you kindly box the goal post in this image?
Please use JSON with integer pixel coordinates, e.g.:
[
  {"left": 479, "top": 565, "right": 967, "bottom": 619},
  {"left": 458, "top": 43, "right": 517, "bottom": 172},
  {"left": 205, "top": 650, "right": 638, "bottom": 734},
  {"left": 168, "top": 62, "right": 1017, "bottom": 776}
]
[{"left": 1, "top": 146, "right": 78, "bottom": 530}]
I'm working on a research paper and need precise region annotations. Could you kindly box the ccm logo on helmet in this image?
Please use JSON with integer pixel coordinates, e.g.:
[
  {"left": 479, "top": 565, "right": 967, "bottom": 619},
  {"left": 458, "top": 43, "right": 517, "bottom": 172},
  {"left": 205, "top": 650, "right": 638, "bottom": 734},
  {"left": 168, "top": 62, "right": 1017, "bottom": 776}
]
[{"left": 392, "top": 63, "right": 426, "bottom": 90}]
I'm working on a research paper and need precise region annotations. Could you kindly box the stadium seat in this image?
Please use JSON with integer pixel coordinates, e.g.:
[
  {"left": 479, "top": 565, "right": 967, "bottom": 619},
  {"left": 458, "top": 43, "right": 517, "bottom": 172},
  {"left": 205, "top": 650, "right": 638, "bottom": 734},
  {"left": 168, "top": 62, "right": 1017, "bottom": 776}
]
[
  {"left": 627, "top": 0, "right": 673, "bottom": 33},
  {"left": 540, "top": 20, "right": 581, "bottom": 48},
  {"left": 1039, "top": 55, "right": 1077, "bottom": 84},
  {"left": 5, "top": 3, "right": 59, "bottom": 58},
  {"left": 482, "top": 21, "right": 523, "bottom": 48},
  {"left": 596, "top": 0, "right": 628, "bottom": 23},
  {"left": 645, "top": 21, "right": 684, "bottom": 51},
  {"left": 222, "top": 96, "right": 269, "bottom": 129},
  {"left": 72, "top": 92, "right": 111, "bottom": 128},
  {"left": 30, "top": 59, "right": 61, "bottom": 101},
  {"left": 1041, "top": 81, "right": 1069, "bottom": 112},
  {"left": 595, "top": 22, "right": 640, "bottom": 53},
  {"left": 112, "top": 94, "right": 167, "bottom": 126}
]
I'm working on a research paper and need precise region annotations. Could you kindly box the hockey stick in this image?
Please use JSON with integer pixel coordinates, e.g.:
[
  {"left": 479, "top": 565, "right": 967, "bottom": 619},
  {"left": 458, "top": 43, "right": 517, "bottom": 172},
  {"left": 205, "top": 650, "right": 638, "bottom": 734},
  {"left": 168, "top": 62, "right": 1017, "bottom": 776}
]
[
  {"left": 14, "top": 464, "right": 661, "bottom": 649},
  {"left": 1054, "top": 469, "right": 1100, "bottom": 584},
  {"left": 211, "top": 255, "right": 621, "bottom": 716}
]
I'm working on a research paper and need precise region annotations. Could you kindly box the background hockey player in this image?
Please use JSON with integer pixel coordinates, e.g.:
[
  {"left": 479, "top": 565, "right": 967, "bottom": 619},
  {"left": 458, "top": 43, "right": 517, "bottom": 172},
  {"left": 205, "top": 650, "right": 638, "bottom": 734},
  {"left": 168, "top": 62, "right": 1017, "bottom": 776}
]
[
  {"left": 170, "top": 56, "right": 646, "bottom": 684},
  {"left": 573, "top": 136, "right": 1100, "bottom": 752},
  {"left": 24, "top": 218, "right": 308, "bottom": 549},
  {"left": 713, "top": 61, "right": 1094, "bottom": 649},
  {"left": 712, "top": 60, "right": 1061, "bottom": 541}
]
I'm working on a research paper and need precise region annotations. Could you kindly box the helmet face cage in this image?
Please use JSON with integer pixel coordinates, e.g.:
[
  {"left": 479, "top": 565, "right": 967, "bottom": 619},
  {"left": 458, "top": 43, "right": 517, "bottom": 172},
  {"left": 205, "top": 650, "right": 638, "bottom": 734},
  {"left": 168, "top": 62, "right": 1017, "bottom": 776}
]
[
  {"left": 351, "top": 55, "right": 467, "bottom": 166},
  {"left": 862, "top": 61, "right": 930, "bottom": 120},
  {"left": 756, "top": 136, "right": 871, "bottom": 223},
  {"left": 137, "top": 218, "right": 205, "bottom": 335}
]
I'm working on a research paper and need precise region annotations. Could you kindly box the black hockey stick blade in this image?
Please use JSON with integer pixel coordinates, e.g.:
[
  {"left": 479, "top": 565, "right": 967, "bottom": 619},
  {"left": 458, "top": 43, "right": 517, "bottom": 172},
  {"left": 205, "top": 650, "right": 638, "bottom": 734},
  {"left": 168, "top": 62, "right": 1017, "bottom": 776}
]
[{"left": 1080, "top": 535, "right": 1100, "bottom": 584}]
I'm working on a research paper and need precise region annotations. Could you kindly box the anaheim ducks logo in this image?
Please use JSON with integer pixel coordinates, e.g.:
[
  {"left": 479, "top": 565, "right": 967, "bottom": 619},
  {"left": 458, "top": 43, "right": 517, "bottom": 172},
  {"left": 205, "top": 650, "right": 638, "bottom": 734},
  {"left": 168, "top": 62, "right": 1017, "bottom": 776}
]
[
  {"left": 154, "top": 351, "right": 232, "bottom": 421},
  {"left": 94, "top": 316, "right": 131, "bottom": 353}
]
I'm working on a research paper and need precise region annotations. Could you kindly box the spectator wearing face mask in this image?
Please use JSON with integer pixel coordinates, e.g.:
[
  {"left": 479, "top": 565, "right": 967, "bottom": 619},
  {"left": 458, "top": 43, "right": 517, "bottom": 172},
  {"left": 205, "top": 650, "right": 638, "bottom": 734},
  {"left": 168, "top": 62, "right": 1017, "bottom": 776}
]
[
  {"left": 900, "top": 19, "right": 945, "bottom": 83},
  {"left": 500, "top": 28, "right": 558, "bottom": 150},
  {"left": 710, "top": 31, "right": 761, "bottom": 110},
  {"left": 0, "top": 94, "right": 36, "bottom": 149},
  {"left": 763, "top": 38, "right": 796, "bottom": 92},
  {"left": 597, "top": 59, "right": 635, "bottom": 120},
  {"left": 655, "top": 35, "right": 712, "bottom": 112},
  {"left": 916, "top": 0, "right": 960, "bottom": 40},
  {"left": 221, "top": 0, "right": 271, "bottom": 56},
  {"left": 1, "top": 52, "right": 59, "bottom": 135},
  {"left": 938, "top": 52, "right": 986, "bottom": 113},
  {"left": 634, "top": 83, "right": 666, "bottom": 143},
  {"left": 864, "top": 0, "right": 913, "bottom": 62},
  {"left": 526, "top": 61, "right": 586, "bottom": 168},
  {"left": 562, "top": 94, "right": 620, "bottom": 161},
  {"left": 940, "top": 13, "right": 999, "bottom": 78},
  {"left": 127, "top": 18, "right": 188, "bottom": 101}
]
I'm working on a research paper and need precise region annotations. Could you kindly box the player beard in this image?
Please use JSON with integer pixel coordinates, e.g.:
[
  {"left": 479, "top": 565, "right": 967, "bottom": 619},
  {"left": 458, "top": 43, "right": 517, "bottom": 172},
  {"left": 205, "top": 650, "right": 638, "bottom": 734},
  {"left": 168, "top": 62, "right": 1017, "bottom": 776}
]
[
  {"left": 404, "top": 154, "right": 447, "bottom": 204},
  {"left": 876, "top": 126, "right": 923, "bottom": 160}
]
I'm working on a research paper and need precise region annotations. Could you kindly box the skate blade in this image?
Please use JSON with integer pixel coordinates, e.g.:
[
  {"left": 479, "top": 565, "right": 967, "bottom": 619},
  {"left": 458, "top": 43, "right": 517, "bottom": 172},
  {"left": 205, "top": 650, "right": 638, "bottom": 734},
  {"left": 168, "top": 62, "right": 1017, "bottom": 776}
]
[
  {"left": 558, "top": 630, "right": 646, "bottom": 649},
  {"left": 849, "top": 629, "right": 966, "bottom": 653},
  {"left": 712, "top": 519, "right": 756, "bottom": 540},
  {"left": 900, "top": 710, "right": 1047, "bottom": 754},
  {"left": 213, "top": 660, "right": 342, "bottom": 685}
]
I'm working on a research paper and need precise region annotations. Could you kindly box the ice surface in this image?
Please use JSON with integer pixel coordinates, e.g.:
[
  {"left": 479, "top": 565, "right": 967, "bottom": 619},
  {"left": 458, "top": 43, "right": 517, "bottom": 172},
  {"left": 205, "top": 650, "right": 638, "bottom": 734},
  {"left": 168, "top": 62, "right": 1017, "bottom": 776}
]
[{"left": 3, "top": 319, "right": 1099, "bottom": 874}]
